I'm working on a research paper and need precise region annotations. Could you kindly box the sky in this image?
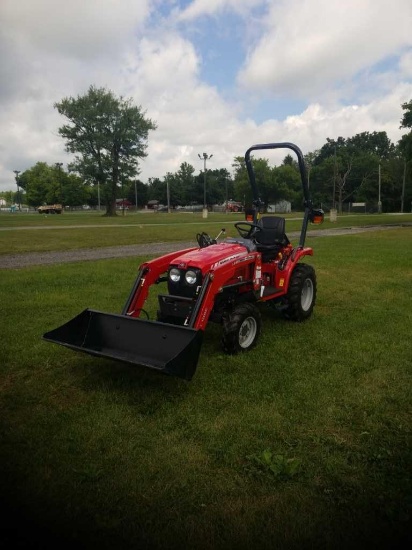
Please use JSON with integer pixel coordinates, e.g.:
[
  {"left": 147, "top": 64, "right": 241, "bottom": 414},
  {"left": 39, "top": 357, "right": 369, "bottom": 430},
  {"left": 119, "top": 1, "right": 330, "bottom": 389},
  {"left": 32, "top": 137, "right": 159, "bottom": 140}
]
[{"left": 1, "top": 0, "right": 412, "bottom": 192}]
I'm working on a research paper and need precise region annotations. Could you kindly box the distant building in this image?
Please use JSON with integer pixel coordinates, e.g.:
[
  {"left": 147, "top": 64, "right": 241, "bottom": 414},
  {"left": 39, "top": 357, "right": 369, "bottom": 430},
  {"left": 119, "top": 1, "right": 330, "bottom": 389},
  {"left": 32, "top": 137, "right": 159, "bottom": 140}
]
[
  {"left": 268, "top": 200, "right": 291, "bottom": 213},
  {"left": 116, "top": 199, "right": 133, "bottom": 209}
]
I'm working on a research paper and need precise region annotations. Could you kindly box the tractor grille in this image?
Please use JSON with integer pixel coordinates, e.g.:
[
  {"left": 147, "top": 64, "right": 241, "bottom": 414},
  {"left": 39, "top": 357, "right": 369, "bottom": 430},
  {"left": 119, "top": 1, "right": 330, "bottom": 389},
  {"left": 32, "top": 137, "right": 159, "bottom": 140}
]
[{"left": 167, "top": 266, "right": 202, "bottom": 298}]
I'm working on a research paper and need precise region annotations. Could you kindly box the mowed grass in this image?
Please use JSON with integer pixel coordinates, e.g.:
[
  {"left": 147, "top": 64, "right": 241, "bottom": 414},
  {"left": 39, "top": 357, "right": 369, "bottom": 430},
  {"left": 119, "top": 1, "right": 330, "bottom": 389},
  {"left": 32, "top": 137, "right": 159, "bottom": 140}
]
[
  {"left": 1, "top": 228, "right": 411, "bottom": 548},
  {"left": 1, "top": 211, "right": 412, "bottom": 255}
]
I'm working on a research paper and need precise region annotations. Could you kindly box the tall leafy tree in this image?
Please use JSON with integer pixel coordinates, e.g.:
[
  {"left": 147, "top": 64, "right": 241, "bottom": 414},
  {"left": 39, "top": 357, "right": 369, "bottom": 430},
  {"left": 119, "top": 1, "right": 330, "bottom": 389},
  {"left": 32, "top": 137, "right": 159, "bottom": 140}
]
[
  {"left": 272, "top": 164, "right": 301, "bottom": 207},
  {"left": 19, "top": 162, "right": 55, "bottom": 206},
  {"left": 173, "top": 162, "right": 195, "bottom": 205},
  {"left": 147, "top": 177, "right": 165, "bottom": 203},
  {"left": 55, "top": 86, "right": 156, "bottom": 216},
  {"left": 398, "top": 101, "right": 412, "bottom": 212},
  {"left": 19, "top": 162, "right": 90, "bottom": 207},
  {"left": 399, "top": 99, "right": 412, "bottom": 162}
]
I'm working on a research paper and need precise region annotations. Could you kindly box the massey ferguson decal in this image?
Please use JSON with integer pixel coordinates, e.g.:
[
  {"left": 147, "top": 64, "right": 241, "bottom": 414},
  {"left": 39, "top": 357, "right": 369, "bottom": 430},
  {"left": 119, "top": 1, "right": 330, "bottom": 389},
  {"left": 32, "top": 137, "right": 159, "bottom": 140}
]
[{"left": 211, "top": 252, "right": 247, "bottom": 269}]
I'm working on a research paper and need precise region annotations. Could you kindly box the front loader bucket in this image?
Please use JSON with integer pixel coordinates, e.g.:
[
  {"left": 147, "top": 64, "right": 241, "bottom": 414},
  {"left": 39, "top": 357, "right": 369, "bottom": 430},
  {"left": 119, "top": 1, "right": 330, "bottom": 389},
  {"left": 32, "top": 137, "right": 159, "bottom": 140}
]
[{"left": 43, "top": 309, "right": 203, "bottom": 380}]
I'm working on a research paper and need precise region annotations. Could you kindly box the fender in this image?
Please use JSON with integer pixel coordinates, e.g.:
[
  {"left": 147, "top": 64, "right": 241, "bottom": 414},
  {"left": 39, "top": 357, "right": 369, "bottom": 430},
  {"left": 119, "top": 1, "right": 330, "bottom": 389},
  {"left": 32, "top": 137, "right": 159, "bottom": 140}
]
[{"left": 274, "top": 246, "right": 313, "bottom": 290}]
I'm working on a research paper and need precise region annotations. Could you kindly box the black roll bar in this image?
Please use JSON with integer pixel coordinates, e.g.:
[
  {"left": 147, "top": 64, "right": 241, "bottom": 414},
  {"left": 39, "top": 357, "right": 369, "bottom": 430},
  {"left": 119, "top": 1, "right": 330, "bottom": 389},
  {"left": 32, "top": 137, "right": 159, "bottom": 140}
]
[{"left": 244, "top": 142, "right": 313, "bottom": 248}]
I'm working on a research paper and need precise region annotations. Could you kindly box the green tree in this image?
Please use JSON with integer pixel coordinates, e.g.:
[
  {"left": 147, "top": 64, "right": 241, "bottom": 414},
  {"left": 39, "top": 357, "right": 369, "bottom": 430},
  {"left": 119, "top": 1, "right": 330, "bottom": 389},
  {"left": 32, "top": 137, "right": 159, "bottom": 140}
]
[
  {"left": 55, "top": 86, "right": 156, "bottom": 216},
  {"left": 312, "top": 132, "right": 398, "bottom": 212},
  {"left": 399, "top": 100, "right": 412, "bottom": 162},
  {"left": 233, "top": 156, "right": 295, "bottom": 209},
  {"left": 272, "top": 164, "right": 301, "bottom": 208},
  {"left": 19, "top": 162, "right": 54, "bottom": 206},
  {"left": 147, "top": 177, "right": 165, "bottom": 204},
  {"left": 346, "top": 131, "right": 394, "bottom": 159},
  {"left": 62, "top": 173, "right": 91, "bottom": 208},
  {"left": 123, "top": 180, "right": 147, "bottom": 209},
  {"left": 175, "top": 162, "right": 196, "bottom": 205},
  {"left": 203, "top": 168, "right": 232, "bottom": 206},
  {"left": 0, "top": 191, "right": 14, "bottom": 206},
  {"left": 19, "top": 162, "right": 89, "bottom": 208},
  {"left": 398, "top": 100, "right": 412, "bottom": 212}
]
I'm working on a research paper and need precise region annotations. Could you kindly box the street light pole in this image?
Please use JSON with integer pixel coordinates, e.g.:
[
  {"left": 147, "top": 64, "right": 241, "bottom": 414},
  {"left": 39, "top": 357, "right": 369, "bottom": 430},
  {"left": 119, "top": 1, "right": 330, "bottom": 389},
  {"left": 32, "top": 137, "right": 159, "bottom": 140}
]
[
  {"left": 135, "top": 180, "right": 138, "bottom": 212},
  {"left": 13, "top": 170, "right": 21, "bottom": 210},
  {"left": 198, "top": 152, "right": 213, "bottom": 218}
]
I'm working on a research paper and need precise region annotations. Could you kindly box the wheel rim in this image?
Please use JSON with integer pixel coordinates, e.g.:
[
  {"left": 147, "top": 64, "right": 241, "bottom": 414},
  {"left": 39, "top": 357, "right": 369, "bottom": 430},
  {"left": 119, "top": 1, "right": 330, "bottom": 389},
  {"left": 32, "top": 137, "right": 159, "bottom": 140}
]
[
  {"left": 238, "top": 316, "right": 257, "bottom": 348},
  {"left": 301, "top": 278, "right": 314, "bottom": 311}
]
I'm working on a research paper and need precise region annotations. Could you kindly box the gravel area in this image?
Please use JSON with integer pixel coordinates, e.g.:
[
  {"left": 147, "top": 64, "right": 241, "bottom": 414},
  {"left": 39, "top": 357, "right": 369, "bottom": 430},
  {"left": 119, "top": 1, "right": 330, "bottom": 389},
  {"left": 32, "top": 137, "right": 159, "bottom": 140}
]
[{"left": 0, "top": 225, "right": 408, "bottom": 269}]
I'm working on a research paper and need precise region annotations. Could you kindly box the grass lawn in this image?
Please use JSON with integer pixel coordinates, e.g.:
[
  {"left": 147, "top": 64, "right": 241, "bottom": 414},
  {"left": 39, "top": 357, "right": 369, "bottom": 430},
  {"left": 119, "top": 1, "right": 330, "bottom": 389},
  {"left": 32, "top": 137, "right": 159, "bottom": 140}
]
[
  {"left": 1, "top": 211, "right": 412, "bottom": 255},
  {"left": 0, "top": 226, "right": 411, "bottom": 548}
]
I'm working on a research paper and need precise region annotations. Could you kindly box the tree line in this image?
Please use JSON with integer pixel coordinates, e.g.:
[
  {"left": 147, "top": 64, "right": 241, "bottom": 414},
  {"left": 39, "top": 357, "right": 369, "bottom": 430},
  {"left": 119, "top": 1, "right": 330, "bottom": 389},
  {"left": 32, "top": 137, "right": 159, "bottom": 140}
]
[{"left": 7, "top": 87, "right": 412, "bottom": 214}]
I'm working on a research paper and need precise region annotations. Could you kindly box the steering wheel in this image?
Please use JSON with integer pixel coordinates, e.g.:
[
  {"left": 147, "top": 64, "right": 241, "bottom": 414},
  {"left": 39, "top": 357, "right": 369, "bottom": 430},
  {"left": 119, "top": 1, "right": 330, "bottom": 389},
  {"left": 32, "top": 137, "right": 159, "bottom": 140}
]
[
  {"left": 234, "top": 222, "right": 262, "bottom": 240},
  {"left": 196, "top": 232, "right": 216, "bottom": 248}
]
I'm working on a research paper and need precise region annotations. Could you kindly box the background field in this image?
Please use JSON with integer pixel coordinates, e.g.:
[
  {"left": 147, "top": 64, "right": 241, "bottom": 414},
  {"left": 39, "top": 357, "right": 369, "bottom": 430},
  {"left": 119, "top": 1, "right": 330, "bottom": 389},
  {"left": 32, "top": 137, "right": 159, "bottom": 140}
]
[
  {"left": 0, "top": 216, "right": 411, "bottom": 549},
  {"left": 1, "top": 210, "right": 412, "bottom": 255}
]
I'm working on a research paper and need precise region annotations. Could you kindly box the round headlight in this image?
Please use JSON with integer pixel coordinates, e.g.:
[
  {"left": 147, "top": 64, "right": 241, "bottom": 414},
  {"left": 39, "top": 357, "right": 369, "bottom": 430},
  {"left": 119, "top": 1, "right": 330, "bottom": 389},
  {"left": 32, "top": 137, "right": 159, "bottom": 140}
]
[
  {"left": 169, "top": 268, "right": 181, "bottom": 282},
  {"left": 185, "top": 270, "right": 197, "bottom": 285}
]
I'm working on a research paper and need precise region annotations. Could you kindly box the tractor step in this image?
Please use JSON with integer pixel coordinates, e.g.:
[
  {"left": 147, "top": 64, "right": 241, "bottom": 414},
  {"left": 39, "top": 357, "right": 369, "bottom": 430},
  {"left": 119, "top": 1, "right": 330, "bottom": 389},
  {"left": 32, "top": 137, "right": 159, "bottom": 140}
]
[
  {"left": 261, "top": 286, "right": 283, "bottom": 298},
  {"left": 43, "top": 309, "right": 203, "bottom": 380}
]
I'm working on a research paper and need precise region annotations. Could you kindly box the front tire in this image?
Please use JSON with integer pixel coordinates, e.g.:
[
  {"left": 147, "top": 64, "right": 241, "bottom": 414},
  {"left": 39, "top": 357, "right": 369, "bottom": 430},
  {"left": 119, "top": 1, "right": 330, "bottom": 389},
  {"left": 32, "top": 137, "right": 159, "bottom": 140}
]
[
  {"left": 222, "top": 302, "right": 261, "bottom": 354},
  {"left": 283, "top": 264, "right": 316, "bottom": 321}
]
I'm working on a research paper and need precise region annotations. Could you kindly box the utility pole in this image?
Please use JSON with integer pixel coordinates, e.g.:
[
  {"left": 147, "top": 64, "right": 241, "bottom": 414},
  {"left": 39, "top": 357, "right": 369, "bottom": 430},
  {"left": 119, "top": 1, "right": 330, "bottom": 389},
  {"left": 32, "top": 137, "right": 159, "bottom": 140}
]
[
  {"left": 333, "top": 146, "right": 337, "bottom": 209},
  {"left": 198, "top": 152, "right": 213, "bottom": 219},
  {"left": 401, "top": 159, "right": 406, "bottom": 213},
  {"left": 55, "top": 162, "right": 63, "bottom": 203},
  {"left": 13, "top": 170, "right": 21, "bottom": 210},
  {"left": 135, "top": 180, "right": 138, "bottom": 212},
  {"left": 225, "top": 175, "right": 228, "bottom": 214},
  {"left": 166, "top": 177, "right": 171, "bottom": 213},
  {"left": 378, "top": 163, "right": 382, "bottom": 214},
  {"left": 121, "top": 176, "right": 125, "bottom": 216}
]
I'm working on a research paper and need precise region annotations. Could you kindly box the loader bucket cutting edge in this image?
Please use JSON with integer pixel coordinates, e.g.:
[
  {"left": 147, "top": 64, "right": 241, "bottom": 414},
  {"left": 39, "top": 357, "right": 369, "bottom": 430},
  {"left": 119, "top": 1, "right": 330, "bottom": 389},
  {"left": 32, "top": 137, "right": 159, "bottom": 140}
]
[{"left": 43, "top": 309, "right": 203, "bottom": 380}]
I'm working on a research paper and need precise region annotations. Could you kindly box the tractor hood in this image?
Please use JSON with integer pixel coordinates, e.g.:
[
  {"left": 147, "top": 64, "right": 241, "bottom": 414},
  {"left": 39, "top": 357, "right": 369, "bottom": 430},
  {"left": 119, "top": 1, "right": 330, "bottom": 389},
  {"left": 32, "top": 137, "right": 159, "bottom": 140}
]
[{"left": 170, "top": 241, "right": 252, "bottom": 273}]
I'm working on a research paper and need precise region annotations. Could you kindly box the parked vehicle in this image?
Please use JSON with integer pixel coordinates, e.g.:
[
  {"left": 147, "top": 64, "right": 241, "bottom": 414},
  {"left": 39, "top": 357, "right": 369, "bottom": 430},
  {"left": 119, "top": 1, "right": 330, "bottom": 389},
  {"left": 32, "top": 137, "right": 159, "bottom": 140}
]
[
  {"left": 43, "top": 142, "right": 324, "bottom": 380},
  {"left": 38, "top": 204, "right": 63, "bottom": 214},
  {"left": 225, "top": 200, "right": 243, "bottom": 212}
]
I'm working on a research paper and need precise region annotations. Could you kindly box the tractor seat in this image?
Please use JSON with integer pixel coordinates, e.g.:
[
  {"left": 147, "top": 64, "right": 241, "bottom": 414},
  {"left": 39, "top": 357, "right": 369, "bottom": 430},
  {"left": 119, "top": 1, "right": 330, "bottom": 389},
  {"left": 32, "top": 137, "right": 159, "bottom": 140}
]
[{"left": 254, "top": 216, "right": 290, "bottom": 261}]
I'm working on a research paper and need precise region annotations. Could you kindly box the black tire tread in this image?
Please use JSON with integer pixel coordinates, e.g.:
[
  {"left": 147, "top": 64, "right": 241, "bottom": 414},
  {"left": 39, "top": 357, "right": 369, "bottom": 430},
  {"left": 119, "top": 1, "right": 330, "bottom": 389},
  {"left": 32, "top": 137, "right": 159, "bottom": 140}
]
[
  {"left": 283, "top": 263, "right": 316, "bottom": 322},
  {"left": 221, "top": 302, "right": 261, "bottom": 354}
]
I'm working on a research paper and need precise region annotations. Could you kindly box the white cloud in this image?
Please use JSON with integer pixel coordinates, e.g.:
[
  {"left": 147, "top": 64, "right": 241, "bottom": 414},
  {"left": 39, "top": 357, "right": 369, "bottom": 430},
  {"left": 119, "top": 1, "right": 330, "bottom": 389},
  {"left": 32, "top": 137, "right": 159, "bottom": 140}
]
[
  {"left": 238, "top": 0, "right": 412, "bottom": 98},
  {"left": 0, "top": 1, "right": 411, "bottom": 193},
  {"left": 119, "top": 34, "right": 244, "bottom": 177},
  {"left": 0, "top": 0, "right": 150, "bottom": 59},
  {"left": 399, "top": 51, "right": 412, "bottom": 78},
  {"left": 177, "top": 0, "right": 265, "bottom": 20}
]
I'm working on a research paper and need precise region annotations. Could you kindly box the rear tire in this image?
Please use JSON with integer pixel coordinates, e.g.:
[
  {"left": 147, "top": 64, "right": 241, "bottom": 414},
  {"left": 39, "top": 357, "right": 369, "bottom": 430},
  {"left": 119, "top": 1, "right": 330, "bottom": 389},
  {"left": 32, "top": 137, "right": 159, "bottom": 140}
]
[
  {"left": 222, "top": 302, "right": 261, "bottom": 354},
  {"left": 283, "top": 264, "right": 316, "bottom": 321}
]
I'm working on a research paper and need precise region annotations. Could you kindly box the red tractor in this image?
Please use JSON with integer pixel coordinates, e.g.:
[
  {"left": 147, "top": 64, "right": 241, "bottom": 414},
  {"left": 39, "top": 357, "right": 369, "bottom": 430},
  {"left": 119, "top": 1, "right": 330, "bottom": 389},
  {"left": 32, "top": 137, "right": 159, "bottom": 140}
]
[
  {"left": 225, "top": 200, "right": 243, "bottom": 212},
  {"left": 44, "top": 142, "right": 324, "bottom": 380}
]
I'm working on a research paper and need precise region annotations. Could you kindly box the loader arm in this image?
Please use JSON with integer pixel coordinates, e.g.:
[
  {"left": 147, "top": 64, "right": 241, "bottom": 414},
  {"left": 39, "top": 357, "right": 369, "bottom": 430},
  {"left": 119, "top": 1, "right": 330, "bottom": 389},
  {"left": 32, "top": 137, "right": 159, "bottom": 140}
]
[{"left": 123, "top": 247, "right": 197, "bottom": 317}]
